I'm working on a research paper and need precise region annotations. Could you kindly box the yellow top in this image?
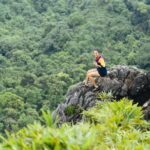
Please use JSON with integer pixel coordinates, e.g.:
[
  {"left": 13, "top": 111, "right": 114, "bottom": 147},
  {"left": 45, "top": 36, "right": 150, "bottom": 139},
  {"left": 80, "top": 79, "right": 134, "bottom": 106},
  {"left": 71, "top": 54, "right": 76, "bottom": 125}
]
[{"left": 98, "top": 58, "right": 106, "bottom": 67}]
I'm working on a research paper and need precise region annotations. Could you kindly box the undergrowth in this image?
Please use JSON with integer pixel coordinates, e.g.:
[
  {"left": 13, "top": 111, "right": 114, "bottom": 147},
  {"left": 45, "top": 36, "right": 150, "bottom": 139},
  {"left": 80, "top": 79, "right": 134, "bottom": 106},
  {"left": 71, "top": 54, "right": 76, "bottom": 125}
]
[{"left": 0, "top": 94, "right": 149, "bottom": 150}]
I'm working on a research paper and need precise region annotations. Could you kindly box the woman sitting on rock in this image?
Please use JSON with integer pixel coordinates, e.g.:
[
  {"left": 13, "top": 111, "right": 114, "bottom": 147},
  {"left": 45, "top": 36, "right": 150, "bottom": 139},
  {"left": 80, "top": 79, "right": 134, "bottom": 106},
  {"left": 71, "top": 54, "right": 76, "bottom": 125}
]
[{"left": 84, "top": 48, "right": 107, "bottom": 90}]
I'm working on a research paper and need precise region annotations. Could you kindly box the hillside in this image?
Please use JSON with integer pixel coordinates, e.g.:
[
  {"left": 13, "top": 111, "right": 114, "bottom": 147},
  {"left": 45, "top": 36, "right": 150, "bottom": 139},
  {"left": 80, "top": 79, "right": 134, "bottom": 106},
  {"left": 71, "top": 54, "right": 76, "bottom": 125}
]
[
  {"left": 0, "top": 65, "right": 149, "bottom": 149},
  {"left": 0, "top": 0, "right": 150, "bottom": 134},
  {"left": 53, "top": 65, "right": 150, "bottom": 124}
]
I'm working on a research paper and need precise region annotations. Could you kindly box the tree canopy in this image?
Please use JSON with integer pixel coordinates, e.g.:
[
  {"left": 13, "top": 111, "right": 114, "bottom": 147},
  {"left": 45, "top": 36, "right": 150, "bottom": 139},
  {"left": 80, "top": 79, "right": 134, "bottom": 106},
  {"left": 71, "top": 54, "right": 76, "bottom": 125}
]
[{"left": 0, "top": 0, "right": 150, "bottom": 133}]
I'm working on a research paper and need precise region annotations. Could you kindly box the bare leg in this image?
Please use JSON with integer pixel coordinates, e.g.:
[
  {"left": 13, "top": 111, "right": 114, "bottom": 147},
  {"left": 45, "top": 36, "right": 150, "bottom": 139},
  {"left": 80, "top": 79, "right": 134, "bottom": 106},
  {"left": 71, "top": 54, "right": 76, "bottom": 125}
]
[
  {"left": 84, "top": 69, "right": 97, "bottom": 85},
  {"left": 87, "top": 69, "right": 97, "bottom": 74},
  {"left": 89, "top": 76, "right": 97, "bottom": 87},
  {"left": 87, "top": 70, "right": 100, "bottom": 87}
]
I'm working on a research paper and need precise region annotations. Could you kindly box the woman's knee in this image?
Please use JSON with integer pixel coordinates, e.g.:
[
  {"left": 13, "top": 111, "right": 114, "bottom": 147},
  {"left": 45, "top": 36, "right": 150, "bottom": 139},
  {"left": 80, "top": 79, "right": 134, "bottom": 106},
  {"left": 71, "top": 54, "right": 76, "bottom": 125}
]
[
  {"left": 87, "top": 71, "right": 91, "bottom": 76},
  {"left": 87, "top": 73, "right": 92, "bottom": 78}
]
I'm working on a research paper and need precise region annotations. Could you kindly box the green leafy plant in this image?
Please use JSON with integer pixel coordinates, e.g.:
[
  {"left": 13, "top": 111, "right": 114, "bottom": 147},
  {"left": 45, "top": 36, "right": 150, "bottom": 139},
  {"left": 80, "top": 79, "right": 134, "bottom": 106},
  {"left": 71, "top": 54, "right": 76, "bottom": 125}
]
[
  {"left": 40, "top": 110, "right": 55, "bottom": 128},
  {"left": 83, "top": 98, "right": 148, "bottom": 130},
  {"left": 97, "top": 91, "right": 114, "bottom": 101},
  {"left": 64, "top": 105, "right": 82, "bottom": 116},
  {"left": 0, "top": 98, "right": 149, "bottom": 150}
]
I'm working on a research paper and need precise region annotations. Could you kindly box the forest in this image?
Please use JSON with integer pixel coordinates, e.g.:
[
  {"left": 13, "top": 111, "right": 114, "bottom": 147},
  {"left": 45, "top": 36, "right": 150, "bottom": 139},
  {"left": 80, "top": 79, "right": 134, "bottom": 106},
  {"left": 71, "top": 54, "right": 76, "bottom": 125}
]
[{"left": 0, "top": 0, "right": 150, "bottom": 136}]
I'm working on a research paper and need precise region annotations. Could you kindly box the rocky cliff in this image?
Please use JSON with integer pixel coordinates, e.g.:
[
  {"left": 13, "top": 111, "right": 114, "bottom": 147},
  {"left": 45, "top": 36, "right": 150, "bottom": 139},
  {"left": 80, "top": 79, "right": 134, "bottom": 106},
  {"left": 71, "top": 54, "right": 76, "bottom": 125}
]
[{"left": 53, "top": 66, "right": 150, "bottom": 124}]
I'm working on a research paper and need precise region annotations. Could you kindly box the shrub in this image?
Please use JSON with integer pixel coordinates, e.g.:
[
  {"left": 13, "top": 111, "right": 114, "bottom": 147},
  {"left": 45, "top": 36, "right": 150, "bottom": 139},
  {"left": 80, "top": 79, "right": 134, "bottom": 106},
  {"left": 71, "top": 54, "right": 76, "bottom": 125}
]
[
  {"left": 0, "top": 98, "right": 149, "bottom": 149},
  {"left": 83, "top": 98, "right": 148, "bottom": 130}
]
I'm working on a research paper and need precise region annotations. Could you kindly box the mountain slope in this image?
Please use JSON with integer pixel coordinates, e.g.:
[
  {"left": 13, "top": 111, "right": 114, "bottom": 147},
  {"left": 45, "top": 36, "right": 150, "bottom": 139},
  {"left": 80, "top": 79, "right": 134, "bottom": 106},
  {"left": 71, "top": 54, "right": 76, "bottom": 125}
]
[
  {"left": 0, "top": 0, "right": 150, "bottom": 133},
  {"left": 53, "top": 65, "right": 150, "bottom": 124}
]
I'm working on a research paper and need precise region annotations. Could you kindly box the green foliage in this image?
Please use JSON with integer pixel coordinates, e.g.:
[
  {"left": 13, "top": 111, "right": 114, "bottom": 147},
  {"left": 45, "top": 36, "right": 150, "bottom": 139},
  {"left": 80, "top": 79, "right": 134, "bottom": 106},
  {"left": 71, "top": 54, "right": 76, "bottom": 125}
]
[
  {"left": 0, "top": 0, "right": 150, "bottom": 133},
  {"left": 97, "top": 91, "right": 114, "bottom": 101},
  {"left": 64, "top": 105, "right": 77, "bottom": 116},
  {"left": 40, "top": 110, "right": 56, "bottom": 128},
  {"left": 0, "top": 92, "right": 39, "bottom": 134},
  {"left": 135, "top": 43, "right": 150, "bottom": 71},
  {"left": 0, "top": 98, "right": 149, "bottom": 149},
  {"left": 83, "top": 98, "right": 148, "bottom": 130},
  {"left": 64, "top": 105, "right": 82, "bottom": 116}
]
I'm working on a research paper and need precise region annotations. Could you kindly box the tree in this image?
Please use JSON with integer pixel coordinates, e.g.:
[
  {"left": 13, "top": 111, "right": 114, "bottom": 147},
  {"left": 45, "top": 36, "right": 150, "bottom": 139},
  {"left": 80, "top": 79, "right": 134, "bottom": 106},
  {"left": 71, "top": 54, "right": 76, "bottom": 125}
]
[
  {"left": 0, "top": 92, "right": 24, "bottom": 133},
  {"left": 135, "top": 43, "right": 150, "bottom": 70}
]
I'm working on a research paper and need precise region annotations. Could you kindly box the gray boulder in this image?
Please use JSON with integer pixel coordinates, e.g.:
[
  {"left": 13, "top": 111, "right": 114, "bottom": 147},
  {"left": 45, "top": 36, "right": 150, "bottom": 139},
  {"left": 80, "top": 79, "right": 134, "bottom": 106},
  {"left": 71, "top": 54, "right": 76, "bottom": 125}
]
[{"left": 52, "top": 65, "right": 150, "bottom": 124}]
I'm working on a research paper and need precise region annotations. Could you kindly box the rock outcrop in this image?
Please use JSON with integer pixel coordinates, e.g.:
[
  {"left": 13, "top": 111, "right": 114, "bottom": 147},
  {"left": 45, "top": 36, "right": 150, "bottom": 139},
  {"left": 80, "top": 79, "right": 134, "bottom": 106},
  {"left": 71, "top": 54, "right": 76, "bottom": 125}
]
[{"left": 53, "top": 66, "right": 150, "bottom": 124}]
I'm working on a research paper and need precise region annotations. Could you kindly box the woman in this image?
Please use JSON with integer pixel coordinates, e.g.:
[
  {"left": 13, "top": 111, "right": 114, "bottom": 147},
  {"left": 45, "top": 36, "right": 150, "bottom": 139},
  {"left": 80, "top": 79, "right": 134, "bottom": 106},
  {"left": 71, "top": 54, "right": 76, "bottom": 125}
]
[{"left": 84, "top": 49, "right": 107, "bottom": 90}]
